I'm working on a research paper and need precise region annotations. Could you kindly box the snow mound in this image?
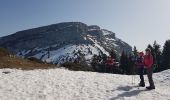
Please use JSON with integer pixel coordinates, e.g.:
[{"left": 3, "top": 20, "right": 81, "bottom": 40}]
[{"left": 0, "top": 68, "right": 170, "bottom": 100}]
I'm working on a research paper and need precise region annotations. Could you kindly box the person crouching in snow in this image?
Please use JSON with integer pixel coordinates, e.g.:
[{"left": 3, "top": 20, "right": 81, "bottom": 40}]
[
  {"left": 144, "top": 48, "right": 155, "bottom": 90},
  {"left": 136, "top": 52, "right": 145, "bottom": 87}
]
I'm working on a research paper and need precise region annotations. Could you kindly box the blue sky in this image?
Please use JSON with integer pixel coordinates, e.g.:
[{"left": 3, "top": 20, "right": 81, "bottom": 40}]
[{"left": 0, "top": 0, "right": 170, "bottom": 51}]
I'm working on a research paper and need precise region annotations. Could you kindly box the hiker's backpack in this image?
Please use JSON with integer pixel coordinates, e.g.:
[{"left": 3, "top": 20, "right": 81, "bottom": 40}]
[{"left": 136, "top": 56, "right": 143, "bottom": 65}]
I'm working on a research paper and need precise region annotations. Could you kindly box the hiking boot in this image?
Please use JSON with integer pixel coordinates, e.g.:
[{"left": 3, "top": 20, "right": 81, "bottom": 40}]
[
  {"left": 146, "top": 86, "right": 155, "bottom": 90},
  {"left": 139, "top": 82, "right": 145, "bottom": 87}
]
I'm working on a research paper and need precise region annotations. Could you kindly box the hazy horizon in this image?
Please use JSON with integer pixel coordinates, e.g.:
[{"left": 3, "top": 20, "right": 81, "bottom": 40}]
[{"left": 0, "top": 0, "right": 170, "bottom": 51}]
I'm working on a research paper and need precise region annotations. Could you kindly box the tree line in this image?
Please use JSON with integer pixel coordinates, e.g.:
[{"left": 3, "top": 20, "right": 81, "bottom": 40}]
[{"left": 119, "top": 40, "right": 170, "bottom": 75}]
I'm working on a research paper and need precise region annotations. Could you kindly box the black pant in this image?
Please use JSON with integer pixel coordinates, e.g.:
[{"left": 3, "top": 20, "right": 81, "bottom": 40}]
[
  {"left": 138, "top": 67, "right": 144, "bottom": 84},
  {"left": 147, "top": 67, "right": 155, "bottom": 88}
]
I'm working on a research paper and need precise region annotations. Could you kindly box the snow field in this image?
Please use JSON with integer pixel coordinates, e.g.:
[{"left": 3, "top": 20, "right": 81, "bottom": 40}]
[{"left": 0, "top": 68, "right": 170, "bottom": 100}]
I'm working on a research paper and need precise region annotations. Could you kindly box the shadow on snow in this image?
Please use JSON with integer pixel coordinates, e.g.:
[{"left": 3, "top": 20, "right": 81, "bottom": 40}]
[{"left": 110, "top": 85, "right": 148, "bottom": 100}]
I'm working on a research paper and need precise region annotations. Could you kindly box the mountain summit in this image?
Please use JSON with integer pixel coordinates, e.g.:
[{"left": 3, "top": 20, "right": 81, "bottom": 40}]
[{"left": 0, "top": 22, "right": 132, "bottom": 64}]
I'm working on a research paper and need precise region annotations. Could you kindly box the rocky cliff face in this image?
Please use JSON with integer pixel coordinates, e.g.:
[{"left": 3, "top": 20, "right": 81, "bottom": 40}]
[{"left": 0, "top": 22, "right": 132, "bottom": 64}]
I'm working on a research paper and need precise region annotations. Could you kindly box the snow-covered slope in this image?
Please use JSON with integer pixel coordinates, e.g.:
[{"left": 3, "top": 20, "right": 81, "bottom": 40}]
[
  {"left": 0, "top": 68, "right": 170, "bottom": 100},
  {"left": 17, "top": 42, "right": 109, "bottom": 65}
]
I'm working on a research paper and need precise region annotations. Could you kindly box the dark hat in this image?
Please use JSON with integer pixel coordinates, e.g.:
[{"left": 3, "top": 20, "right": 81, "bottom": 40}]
[{"left": 145, "top": 48, "right": 151, "bottom": 52}]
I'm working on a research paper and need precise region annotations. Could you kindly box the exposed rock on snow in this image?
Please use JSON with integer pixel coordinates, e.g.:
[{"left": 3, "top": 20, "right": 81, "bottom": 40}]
[{"left": 0, "top": 68, "right": 170, "bottom": 100}]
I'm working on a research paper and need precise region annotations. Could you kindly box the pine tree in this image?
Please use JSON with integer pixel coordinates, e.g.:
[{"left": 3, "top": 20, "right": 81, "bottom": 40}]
[
  {"left": 147, "top": 42, "right": 162, "bottom": 72},
  {"left": 120, "top": 51, "right": 126, "bottom": 74},
  {"left": 152, "top": 41, "right": 162, "bottom": 72},
  {"left": 91, "top": 53, "right": 107, "bottom": 72},
  {"left": 162, "top": 40, "right": 170, "bottom": 70},
  {"left": 47, "top": 47, "right": 50, "bottom": 58},
  {"left": 130, "top": 46, "right": 138, "bottom": 75},
  {"left": 124, "top": 54, "right": 130, "bottom": 74},
  {"left": 110, "top": 49, "right": 117, "bottom": 61},
  {"left": 133, "top": 46, "right": 138, "bottom": 57},
  {"left": 120, "top": 49, "right": 136, "bottom": 75},
  {"left": 147, "top": 44, "right": 154, "bottom": 53},
  {"left": 128, "top": 53, "right": 136, "bottom": 75}
]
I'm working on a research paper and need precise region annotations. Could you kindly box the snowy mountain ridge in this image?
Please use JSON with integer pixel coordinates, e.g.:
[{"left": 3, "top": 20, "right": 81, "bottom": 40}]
[{"left": 0, "top": 22, "right": 132, "bottom": 65}]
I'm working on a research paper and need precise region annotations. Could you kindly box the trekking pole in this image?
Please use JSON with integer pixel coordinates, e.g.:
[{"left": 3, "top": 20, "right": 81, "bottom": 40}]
[
  {"left": 132, "top": 74, "right": 134, "bottom": 85},
  {"left": 132, "top": 74, "right": 135, "bottom": 85},
  {"left": 132, "top": 63, "right": 136, "bottom": 85},
  {"left": 132, "top": 65, "right": 135, "bottom": 85},
  {"left": 131, "top": 65, "right": 133, "bottom": 85},
  {"left": 133, "top": 75, "right": 135, "bottom": 85},
  {"left": 133, "top": 55, "right": 137, "bottom": 85}
]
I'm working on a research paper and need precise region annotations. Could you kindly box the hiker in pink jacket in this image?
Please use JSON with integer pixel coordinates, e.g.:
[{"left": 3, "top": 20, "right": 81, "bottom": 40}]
[{"left": 144, "top": 48, "right": 155, "bottom": 90}]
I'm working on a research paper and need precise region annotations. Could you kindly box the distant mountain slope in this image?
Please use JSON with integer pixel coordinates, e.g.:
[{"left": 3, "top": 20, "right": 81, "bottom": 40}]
[{"left": 0, "top": 22, "right": 132, "bottom": 64}]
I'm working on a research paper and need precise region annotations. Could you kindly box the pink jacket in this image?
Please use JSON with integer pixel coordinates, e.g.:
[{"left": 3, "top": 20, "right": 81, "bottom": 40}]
[{"left": 144, "top": 54, "right": 153, "bottom": 68}]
